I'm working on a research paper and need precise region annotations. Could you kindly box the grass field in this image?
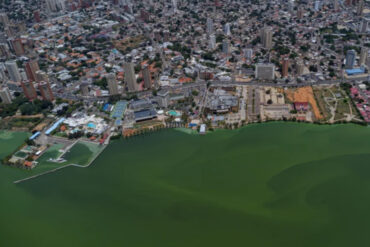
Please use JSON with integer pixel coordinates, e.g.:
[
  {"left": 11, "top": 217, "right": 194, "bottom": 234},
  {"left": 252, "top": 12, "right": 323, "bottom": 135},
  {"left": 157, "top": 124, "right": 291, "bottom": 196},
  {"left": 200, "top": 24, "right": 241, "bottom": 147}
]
[{"left": 60, "top": 141, "right": 104, "bottom": 167}]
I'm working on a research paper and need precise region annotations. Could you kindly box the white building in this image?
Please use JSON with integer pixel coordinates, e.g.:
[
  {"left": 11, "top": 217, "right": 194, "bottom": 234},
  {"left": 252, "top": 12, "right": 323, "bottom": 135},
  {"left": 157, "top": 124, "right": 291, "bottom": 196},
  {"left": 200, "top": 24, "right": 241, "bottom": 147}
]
[{"left": 0, "top": 87, "right": 12, "bottom": 104}]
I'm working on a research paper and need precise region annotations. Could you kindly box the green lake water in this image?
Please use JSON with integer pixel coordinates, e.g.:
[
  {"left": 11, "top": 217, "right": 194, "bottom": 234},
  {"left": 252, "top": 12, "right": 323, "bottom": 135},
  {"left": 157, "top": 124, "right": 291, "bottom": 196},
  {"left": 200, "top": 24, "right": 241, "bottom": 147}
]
[{"left": 0, "top": 123, "right": 370, "bottom": 247}]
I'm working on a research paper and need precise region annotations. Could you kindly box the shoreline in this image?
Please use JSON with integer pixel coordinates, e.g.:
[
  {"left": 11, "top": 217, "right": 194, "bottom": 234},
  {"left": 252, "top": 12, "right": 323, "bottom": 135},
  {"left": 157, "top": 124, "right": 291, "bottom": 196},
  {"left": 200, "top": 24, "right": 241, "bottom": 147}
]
[{"left": 3, "top": 121, "right": 369, "bottom": 184}]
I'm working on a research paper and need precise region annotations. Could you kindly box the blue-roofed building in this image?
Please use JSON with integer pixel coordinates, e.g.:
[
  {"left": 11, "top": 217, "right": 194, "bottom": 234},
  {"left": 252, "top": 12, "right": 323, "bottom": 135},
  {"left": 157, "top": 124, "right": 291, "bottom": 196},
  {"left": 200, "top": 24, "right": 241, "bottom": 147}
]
[
  {"left": 45, "top": 118, "right": 65, "bottom": 135},
  {"left": 29, "top": 132, "right": 40, "bottom": 140},
  {"left": 103, "top": 103, "right": 111, "bottom": 112},
  {"left": 346, "top": 68, "right": 365, "bottom": 76},
  {"left": 115, "top": 119, "right": 122, "bottom": 126}
]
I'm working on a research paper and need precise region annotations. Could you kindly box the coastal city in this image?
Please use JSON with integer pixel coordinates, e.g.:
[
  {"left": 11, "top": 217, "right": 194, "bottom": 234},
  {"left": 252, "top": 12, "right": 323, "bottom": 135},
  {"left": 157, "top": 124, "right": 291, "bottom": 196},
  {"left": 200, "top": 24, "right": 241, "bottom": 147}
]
[{"left": 0, "top": 0, "right": 369, "bottom": 172}]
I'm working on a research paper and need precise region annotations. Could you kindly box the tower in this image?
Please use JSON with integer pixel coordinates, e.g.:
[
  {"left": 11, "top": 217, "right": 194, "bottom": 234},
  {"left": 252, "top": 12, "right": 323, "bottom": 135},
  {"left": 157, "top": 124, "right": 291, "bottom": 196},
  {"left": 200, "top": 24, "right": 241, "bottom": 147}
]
[
  {"left": 10, "top": 38, "right": 24, "bottom": 56},
  {"left": 25, "top": 60, "right": 40, "bottom": 82},
  {"left": 360, "top": 18, "right": 369, "bottom": 33},
  {"left": 35, "top": 70, "right": 49, "bottom": 82},
  {"left": 296, "top": 59, "right": 305, "bottom": 76},
  {"left": 107, "top": 73, "right": 119, "bottom": 95},
  {"left": 0, "top": 87, "right": 12, "bottom": 104},
  {"left": 357, "top": 0, "right": 364, "bottom": 16},
  {"left": 80, "top": 82, "right": 89, "bottom": 96},
  {"left": 282, "top": 57, "right": 289, "bottom": 78},
  {"left": 38, "top": 81, "right": 54, "bottom": 101},
  {"left": 222, "top": 39, "right": 230, "bottom": 54},
  {"left": 124, "top": 63, "right": 138, "bottom": 92},
  {"left": 359, "top": 47, "right": 368, "bottom": 65},
  {"left": 345, "top": 50, "right": 356, "bottom": 69},
  {"left": 21, "top": 81, "right": 37, "bottom": 100},
  {"left": 206, "top": 18, "right": 214, "bottom": 34},
  {"left": 5, "top": 60, "right": 21, "bottom": 82},
  {"left": 142, "top": 65, "right": 152, "bottom": 89},
  {"left": 224, "top": 23, "right": 231, "bottom": 36},
  {"left": 209, "top": 34, "right": 216, "bottom": 50},
  {"left": 261, "top": 27, "right": 273, "bottom": 49}
]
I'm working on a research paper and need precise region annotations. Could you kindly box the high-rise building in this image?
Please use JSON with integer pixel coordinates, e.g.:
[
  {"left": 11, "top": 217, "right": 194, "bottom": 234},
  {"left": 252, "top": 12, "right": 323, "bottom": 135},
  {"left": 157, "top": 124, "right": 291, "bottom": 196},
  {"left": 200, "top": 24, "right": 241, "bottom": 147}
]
[
  {"left": 46, "top": 0, "right": 65, "bottom": 12},
  {"left": 172, "top": 0, "right": 177, "bottom": 13},
  {"left": 366, "top": 51, "right": 370, "bottom": 68},
  {"left": 360, "top": 47, "right": 368, "bottom": 65},
  {"left": 107, "top": 73, "right": 119, "bottom": 95},
  {"left": 20, "top": 70, "right": 28, "bottom": 81},
  {"left": 206, "top": 18, "right": 214, "bottom": 34},
  {"left": 0, "top": 87, "right": 12, "bottom": 104},
  {"left": 224, "top": 23, "right": 231, "bottom": 36},
  {"left": 35, "top": 70, "right": 49, "bottom": 82},
  {"left": 297, "top": 7, "right": 304, "bottom": 19},
  {"left": 261, "top": 27, "right": 273, "bottom": 49},
  {"left": 38, "top": 81, "right": 54, "bottom": 101},
  {"left": 222, "top": 39, "right": 230, "bottom": 54},
  {"left": 5, "top": 60, "right": 21, "bottom": 82},
  {"left": 359, "top": 18, "right": 369, "bottom": 33},
  {"left": 314, "top": 0, "right": 321, "bottom": 11},
  {"left": 124, "top": 63, "right": 138, "bottom": 92},
  {"left": 33, "top": 10, "right": 41, "bottom": 23},
  {"left": 21, "top": 81, "right": 37, "bottom": 100},
  {"left": 10, "top": 38, "right": 25, "bottom": 56},
  {"left": 296, "top": 59, "right": 305, "bottom": 76},
  {"left": 357, "top": 0, "right": 364, "bottom": 16},
  {"left": 80, "top": 82, "right": 89, "bottom": 96},
  {"left": 0, "top": 13, "right": 9, "bottom": 26},
  {"left": 333, "top": 0, "right": 339, "bottom": 11},
  {"left": 209, "top": 34, "right": 216, "bottom": 50},
  {"left": 0, "top": 43, "right": 10, "bottom": 58},
  {"left": 345, "top": 50, "right": 356, "bottom": 69},
  {"left": 142, "top": 65, "right": 152, "bottom": 89},
  {"left": 0, "top": 63, "right": 6, "bottom": 81},
  {"left": 25, "top": 60, "right": 40, "bottom": 82},
  {"left": 245, "top": 48, "right": 253, "bottom": 60},
  {"left": 281, "top": 57, "right": 289, "bottom": 77},
  {"left": 255, "top": 64, "right": 275, "bottom": 80}
]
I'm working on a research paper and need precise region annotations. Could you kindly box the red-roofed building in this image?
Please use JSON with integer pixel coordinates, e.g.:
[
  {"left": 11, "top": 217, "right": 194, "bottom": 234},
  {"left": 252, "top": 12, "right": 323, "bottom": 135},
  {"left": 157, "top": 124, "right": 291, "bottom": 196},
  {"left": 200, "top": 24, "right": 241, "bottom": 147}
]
[{"left": 294, "top": 102, "right": 309, "bottom": 112}]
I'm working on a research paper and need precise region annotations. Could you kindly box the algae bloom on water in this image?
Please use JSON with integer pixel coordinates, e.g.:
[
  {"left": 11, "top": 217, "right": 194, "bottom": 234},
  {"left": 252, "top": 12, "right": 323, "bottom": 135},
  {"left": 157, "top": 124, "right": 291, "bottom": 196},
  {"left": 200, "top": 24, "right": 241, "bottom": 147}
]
[{"left": 0, "top": 123, "right": 370, "bottom": 247}]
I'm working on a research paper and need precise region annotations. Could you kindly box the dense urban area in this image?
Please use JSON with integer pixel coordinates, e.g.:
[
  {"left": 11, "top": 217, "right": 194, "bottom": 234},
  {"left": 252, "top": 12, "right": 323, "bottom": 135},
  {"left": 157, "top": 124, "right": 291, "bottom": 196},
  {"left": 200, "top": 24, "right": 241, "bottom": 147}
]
[{"left": 0, "top": 0, "right": 369, "bottom": 170}]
